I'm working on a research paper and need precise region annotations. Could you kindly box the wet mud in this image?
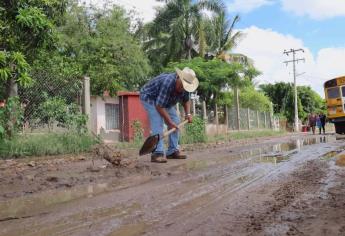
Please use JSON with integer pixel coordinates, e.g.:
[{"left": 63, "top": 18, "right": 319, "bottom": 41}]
[{"left": 1, "top": 133, "right": 345, "bottom": 236}]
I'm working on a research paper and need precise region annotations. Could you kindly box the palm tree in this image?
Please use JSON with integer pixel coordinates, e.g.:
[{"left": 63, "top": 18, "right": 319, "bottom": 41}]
[
  {"left": 147, "top": 0, "right": 225, "bottom": 62},
  {"left": 211, "top": 11, "right": 242, "bottom": 56}
]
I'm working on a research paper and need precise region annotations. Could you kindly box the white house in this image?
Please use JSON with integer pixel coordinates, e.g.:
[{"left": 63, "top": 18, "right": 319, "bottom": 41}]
[{"left": 90, "top": 92, "right": 120, "bottom": 142}]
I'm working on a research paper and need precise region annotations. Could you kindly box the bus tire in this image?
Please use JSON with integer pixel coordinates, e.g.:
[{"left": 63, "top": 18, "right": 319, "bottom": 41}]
[{"left": 335, "top": 122, "right": 345, "bottom": 134}]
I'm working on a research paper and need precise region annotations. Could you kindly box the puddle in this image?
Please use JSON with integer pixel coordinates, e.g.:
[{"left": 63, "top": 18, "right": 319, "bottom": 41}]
[
  {"left": 256, "top": 154, "right": 291, "bottom": 164},
  {"left": 0, "top": 183, "right": 111, "bottom": 220},
  {"left": 232, "top": 136, "right": 334, "bottom": 165}
]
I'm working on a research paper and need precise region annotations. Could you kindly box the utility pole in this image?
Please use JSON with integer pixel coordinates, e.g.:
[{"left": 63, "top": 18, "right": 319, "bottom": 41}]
[{"left": 283, "top": 49, "right": 305, "bottom": 132}]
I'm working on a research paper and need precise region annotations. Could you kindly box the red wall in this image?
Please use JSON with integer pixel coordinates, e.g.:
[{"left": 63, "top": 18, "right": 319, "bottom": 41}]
[{"left": 118, "top": 92, "right": 150, "bottom": 142}]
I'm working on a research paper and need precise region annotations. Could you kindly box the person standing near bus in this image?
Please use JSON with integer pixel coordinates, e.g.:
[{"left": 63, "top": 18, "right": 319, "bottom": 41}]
[
  {"left": 308, "top": 113, "right": 317, "bottom": 135},
  {"left": 319, "top": 112, "right": 326, "bottom": 134}
]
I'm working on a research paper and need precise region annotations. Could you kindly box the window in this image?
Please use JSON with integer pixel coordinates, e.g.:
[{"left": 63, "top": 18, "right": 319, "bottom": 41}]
[
  {"left": 327, "top": 87, "right": 340, "bottom": 99},
  {"left": 105, "top": 103, "right": 119, "bottom": 130}
]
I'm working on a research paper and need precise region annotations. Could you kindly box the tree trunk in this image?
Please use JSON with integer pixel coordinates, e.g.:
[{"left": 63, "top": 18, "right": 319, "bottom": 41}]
[
  {"left": 6, "top": 78, "right": 18, "bottom": 99},
  {"left": 185, "top": 37, "right": 193, "bottom": 60}
]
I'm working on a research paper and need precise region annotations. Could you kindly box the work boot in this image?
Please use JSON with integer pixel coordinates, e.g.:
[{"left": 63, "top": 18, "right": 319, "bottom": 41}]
[
  {"left": 151, "top": 153, "right": 167, "bottom": 163},
  {"left": 166, "top": 151, "right": 187, "bottom": 159}
]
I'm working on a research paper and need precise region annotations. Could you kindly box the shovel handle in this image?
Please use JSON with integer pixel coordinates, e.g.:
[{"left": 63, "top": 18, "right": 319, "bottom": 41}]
[{"left": 162, "top": 120, "right": 189, "bottom": 138}]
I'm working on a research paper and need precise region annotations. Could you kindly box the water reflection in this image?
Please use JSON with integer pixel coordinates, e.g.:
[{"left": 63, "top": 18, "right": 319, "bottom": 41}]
[{"left": 0, "top": 183, "right": 110, "bottom": 220}]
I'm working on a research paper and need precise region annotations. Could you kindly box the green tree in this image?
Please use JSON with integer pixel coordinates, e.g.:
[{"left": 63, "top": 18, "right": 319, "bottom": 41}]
[
  {"left": 0, "top": 0, "right": 67, "bottom": 98},
  {"left": 239, "top": 86, "right": 272, "bottom": 112},
  {"left": 146, "top": 0, "right": 225, "bottom": 64},
  {"left": 206, "top": 11, "right": 242, "bottom": 57},
  {"left": 165, "top": 57, "right": 259, "bottom": 106},
  {"left": 260, "top": 82, "right": 324, "bottom": 123},
  {"left": 298, "top": 86, "right": 326, "bottom": 118},
  {"left": 55, "top": 3, "right": 151, "bottom": 95}
]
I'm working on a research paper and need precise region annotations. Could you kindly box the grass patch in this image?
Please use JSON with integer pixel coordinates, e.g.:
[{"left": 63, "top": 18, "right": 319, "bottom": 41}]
[
  {"left": 0, "top": 132, "right": 97, "bottom": 158},
  {"left": 207, "top": 130, "right": 287, "bottom": 143}
]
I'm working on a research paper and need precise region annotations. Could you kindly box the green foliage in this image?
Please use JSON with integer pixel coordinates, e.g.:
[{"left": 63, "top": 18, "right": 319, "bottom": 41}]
[
  {"left": 239, "top": 86, "right": 272, "bottom": 112},
  {"left": 54, "top": 3, "right": 151, "bottom": 95},
  {"left": 131, "top": 120, "right": 144, "bottom": 145},
  {"left": 181, "top": 117, "right": 206, "bottom": 144},
  {"left": 0, "top": 0, "right": 67, "bottom": 99},
  {"left": 298, "top": 86, "right": 326, "bottom": 117},
  {"left": 144, "top": 0, "right": 224, "bottom": 66},
  {"left": 0, "top": 133, "right": 96, "bottom": 158},
  {"left": 0, "top": 96, "right": 23, "bottom": 140},
  {"left": 35, "top": 97, "right": 87, "bottom": 133},
  {"left": 0, "top": 51, "right": 33, "bottom": 89},
  {"left": 206, "top": 11, "right": 242, "bottom": 56},
  {"left": 260, "top": 82, "right": 324, "bottom": 123},
  {"left": 166, "top": 57, "right": 259, "bottom": 106},
  {"left": 0, "top": 0, "right": 67, "bottom": 58}
]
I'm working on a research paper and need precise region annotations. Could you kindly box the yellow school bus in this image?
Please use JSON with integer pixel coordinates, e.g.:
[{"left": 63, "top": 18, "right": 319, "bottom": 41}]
[{"left": 324, "top": 76, "right": 345, "bottom": 134}]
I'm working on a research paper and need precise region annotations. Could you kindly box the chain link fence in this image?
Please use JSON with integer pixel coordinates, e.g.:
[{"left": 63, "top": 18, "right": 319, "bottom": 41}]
[
  {"left": 185, "top": 99, "right": 278, "bottom": 132},
  {"left": 18, "top": 74, "right": 84, "bottom": 133}
]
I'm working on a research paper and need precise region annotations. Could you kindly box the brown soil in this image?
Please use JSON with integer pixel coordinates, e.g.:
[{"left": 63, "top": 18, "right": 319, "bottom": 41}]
[{"left": 1, "top": 133, "right": 345, "bottom": 236}]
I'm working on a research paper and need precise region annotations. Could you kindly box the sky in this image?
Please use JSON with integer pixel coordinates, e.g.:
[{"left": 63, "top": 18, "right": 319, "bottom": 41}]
[{"left": 85, "top": 0, "right": 345, "bottom": 97}]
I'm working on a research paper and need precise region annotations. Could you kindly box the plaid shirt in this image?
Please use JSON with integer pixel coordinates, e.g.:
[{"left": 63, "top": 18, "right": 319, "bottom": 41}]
[{"left": 140, "top": 73, "right": 190, "bottom": 108}]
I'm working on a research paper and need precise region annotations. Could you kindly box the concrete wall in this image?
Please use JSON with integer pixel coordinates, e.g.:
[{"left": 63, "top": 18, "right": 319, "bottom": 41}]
[
  {"left": 206, "top": 124, "right": 228, "bottom": 136},
  {"left": 90, "top": 96, "right": 120, "bottom": 142}
]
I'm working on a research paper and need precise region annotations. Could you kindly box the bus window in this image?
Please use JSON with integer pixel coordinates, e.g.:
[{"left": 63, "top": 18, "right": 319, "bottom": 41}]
[{"left": 327, "top": 87, "right": 340, "bottom": 99}]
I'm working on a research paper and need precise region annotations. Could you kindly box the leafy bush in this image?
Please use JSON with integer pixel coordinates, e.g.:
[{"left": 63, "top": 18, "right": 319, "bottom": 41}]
[
  {"left": 0, "top": 96, "right": 23, "bottom": 140},
  {"left": 131, "top": 120, "right": 144, "bottom": 145},
  {"left": 181, "top": 116, "right": 206, "bottom": 144},
  {"left": 35, "top": 97, "right": 87, "bottom": 133}
]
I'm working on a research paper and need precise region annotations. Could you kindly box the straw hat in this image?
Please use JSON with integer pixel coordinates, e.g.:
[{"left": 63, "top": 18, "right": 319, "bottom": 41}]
[{"left": 175, "top": 67, "right": 199, "bottom": 92}]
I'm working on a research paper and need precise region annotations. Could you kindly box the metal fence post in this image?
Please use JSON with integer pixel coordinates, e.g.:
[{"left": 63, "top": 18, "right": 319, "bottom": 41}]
[
  {"left": 83, "top": 76, "right": 91, "bottom": 132},
  {"left": 256, "top": 111, "right": 260, "bottom": 129},
  {"left": 192, "top": 99, "right": 196, "bottom": 116},
  {"left": 234, "top": 87, "right": 240, "bottom": 131},
  {"left": 247, "top": 108, "right": 250, "bottom": 130},
  {"left": 225, "top": 105, "right": 229, "bottom": 132},
  {"left": 264, "top": 112, "right": 267, "bottom": 129},
  {"left": 215, "top": 104, "right": 219, "bottom": 135},
  {"left": 202, "top": 101, "right": 207, "bottom": 121}
]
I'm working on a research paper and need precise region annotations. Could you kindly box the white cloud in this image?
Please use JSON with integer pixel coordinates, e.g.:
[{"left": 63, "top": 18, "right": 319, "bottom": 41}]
[
  {"left": 83, "top": 0, "right": 163, "bottom": 22},
  {"left": 227, "top": 0, "right": 274, "bottom": 13},
  {"left": 281, "top": 0, "right": 345, "bottom": 20},
  {"left": 233, "top": 26, "right": 345, "bottom": 97}
]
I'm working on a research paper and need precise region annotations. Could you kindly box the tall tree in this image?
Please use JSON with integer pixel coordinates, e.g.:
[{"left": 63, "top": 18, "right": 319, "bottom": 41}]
[
  {"left": 165, "top": 57, "right": 259, "bottom": 106},
  {"left": 0, "top": 0, "right": 67, "bottom": 99},
  {"left": 260, "top": 82, "right": 324, "bottom": 122},
  {"left": 207, "top": 11, "right": 242, "bottom": 57},
  {"left": 146, "top": 0, "right": 225, "bottom": 64},
  {"left": 47, "top": 3, "right": 152, "bottom": 95}
]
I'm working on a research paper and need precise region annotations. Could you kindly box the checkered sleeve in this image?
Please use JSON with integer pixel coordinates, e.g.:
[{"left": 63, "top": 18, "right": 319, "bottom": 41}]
[{"left": 155, "top": 77, "right": 173, "bottom": 107}]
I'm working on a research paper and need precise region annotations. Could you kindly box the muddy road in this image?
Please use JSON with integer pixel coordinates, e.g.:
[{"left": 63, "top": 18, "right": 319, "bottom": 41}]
[{"left": 1, "top": 133, "right": 345, "bottom": 236}]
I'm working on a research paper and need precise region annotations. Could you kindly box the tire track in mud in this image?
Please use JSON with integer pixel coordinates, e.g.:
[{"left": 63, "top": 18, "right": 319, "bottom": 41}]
[
  {"left": 245, "top": 160, "right": 328, "bottom": 236},
  {"left": 1, "top": 135, "right": 343, "bottom": 236}
]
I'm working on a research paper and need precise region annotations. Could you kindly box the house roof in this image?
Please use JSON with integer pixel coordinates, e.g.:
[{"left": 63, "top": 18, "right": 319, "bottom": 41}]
[{"left": 117, "top": 91, "right": 140, "bottom": 97}]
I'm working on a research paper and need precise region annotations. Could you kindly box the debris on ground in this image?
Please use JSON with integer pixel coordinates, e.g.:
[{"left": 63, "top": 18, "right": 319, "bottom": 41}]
[{"left": 93, "top": 144, "right": 132, "bottom": 166}]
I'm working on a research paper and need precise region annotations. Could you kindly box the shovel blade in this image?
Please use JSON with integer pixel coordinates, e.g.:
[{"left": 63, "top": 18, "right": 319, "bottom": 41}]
[{"left": 139, "top": 134, "right": 160, "bottom": 156}]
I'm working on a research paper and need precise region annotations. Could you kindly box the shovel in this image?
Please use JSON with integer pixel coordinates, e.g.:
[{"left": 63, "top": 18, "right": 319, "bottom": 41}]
[{"left": 139, "top": 120, "right": 189, "bottom": 156}]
